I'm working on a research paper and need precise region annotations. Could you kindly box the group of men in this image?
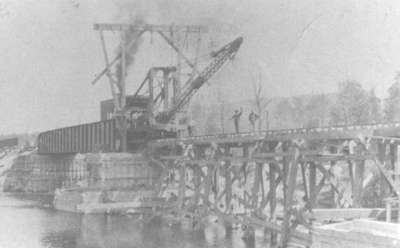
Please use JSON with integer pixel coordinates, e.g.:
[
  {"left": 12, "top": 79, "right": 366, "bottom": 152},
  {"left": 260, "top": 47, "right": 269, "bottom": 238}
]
[
  {"left": 232, "top": 108, "right": 259, "bottom": 133},
  {"left": 186, "top": 108, "right": 260, "bottom": 136}
]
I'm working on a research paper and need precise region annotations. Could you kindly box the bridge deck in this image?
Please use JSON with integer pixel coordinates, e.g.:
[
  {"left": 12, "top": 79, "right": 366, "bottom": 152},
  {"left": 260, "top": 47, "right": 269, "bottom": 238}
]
[{"left": 150, "top": 122, "right": 400, "bottom": 147}]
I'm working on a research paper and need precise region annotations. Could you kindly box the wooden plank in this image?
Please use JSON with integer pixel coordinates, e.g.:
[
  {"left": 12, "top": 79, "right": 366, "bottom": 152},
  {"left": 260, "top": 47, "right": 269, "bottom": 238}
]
[
  {"left": 311, "top": 208, "right": 385, "bottom": 222},
  {"left": 93, "top": 23, "right": 206, "bottom": 32},
  {"left": 390, "top": 144, "right": 399, "bottom": 194},
  {"left": 150, "top": 127, "right": 384, "bottom": 147},
  {"left": 269, "top": 162, "right": 278, "bottom": 245},
  {"left": 281, "top": 146, "right": 300, "bottom": 247},
  {"left": 203, "top": 165, "right": 214, "bottom": 205},
  {"left": 308, "top": 174, "right": 326, "bottom": 209},
  {"left": 251, "top": 163, "right": 262, "bottom": 208},
  {"left": 301, "top": 162, "right": 309, "bottom": 202},
  {"left": 225, "top": 158, "right": 232, "bottom": 208},
  {"left": 378, "top": 143, "right": 388, "bottom": 200},
  {"left": 301, "top": 154, "right": 374, "bottom": 163},
  {"left": 374, "top": 159, "right": 400, "bottom": 196},
  {"left": 353, "top": 145, "right": 365, "bottom": 207},
  {"left": 178, "top": 165, "right": 186, "bottom": 211},
  {"left": 219, "top": 155, "right": 279, "bottom": 164},
  {"left": 253, "top": 151, "right": 289, "bottom": 158}
]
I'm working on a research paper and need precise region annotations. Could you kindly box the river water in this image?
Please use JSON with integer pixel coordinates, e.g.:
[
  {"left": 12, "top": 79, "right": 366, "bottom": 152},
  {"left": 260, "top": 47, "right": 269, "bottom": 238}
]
[{"left": 0, "top": 193, "right": 268, "bottom": 248}]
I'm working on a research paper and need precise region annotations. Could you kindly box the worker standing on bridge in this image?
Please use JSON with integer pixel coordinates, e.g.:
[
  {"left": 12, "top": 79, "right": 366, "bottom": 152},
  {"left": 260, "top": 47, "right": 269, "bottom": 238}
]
[
  {"left": 232, "top": 108, "right": 243, "bottom": 133},
  {"left": 248, "top": 111, "right": 259, "bottom": 132},
  {"left": 187, "top": 118, "right": 196, "bottom": 136}
]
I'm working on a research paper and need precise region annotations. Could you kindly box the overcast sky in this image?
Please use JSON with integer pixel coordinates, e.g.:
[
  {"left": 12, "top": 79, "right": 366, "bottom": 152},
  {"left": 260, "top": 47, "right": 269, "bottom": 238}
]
[{"left": 1, "top": 0, "right": 400, "bottom": 134}]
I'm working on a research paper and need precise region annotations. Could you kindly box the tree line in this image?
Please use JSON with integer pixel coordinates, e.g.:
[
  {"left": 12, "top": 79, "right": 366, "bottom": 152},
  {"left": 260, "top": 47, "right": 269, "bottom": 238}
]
[
  {"left": 273, "top": 75, "right": 400, "bottom": 129},
  {"left": 191, "top": 72, "right": 400, "bottom": 134}
]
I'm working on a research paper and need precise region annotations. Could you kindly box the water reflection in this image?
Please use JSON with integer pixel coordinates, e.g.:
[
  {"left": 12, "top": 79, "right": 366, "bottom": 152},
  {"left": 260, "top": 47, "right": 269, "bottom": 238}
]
[{"left": 0, "top": 194, "right": 261, "bottom": 248}]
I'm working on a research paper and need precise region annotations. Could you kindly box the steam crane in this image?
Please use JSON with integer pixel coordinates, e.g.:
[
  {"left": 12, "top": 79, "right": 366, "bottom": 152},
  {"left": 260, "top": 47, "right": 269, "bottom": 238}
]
[
  {"left": 36, "top": 25, "right": 243, "bottom": 154},
  {"left": 94, "top": 24, "right": 243, "bottom": 151},
  {"left": 124, "top": 36, "right": 243, "bottom": 149},
  {"left": 155, "top": 37, "right": 243, "bottom": 123}
]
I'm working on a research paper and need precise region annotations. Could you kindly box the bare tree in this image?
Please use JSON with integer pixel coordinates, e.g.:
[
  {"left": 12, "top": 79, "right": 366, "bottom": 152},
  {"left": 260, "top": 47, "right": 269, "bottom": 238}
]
[{"left": 252, "top": 71, "right": 271, "bottom": 131}]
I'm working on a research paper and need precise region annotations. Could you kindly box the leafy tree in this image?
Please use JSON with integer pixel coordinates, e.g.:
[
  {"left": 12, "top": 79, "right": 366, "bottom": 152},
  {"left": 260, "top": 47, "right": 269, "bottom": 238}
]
[
  {"left": 329, "top": 81, "right": 370, "bottom": 125},
  {"left": 304, "top": 94, "right": 330, "bottom": 127},
  {"left": 367, "top": 89, "right": 382, "bottom": 123},
  {"left": 291, "top": 96, "right": 307, "bottom": 127},
  {"left": 274, "top": 99, "right": 295, "bottom": 128},
  {"left": 384, "top": 72, "right": 400, "bottom": 122}
]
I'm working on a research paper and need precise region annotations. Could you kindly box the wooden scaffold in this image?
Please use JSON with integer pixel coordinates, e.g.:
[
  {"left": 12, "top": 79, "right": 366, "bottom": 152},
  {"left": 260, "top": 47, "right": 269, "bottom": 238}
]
[{"left": 148, "top": 123, "right": 400, "bottom": 247}]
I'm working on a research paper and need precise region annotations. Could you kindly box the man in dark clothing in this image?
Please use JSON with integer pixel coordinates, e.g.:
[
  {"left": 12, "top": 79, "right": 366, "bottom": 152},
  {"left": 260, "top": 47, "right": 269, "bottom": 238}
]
[
  {"left": 232, "top": 108, "right": 243, "bottom": 133},
  {"left": 187, "top": 119, "right": 195, "bottom": 136},
  {"left": 248, "top": 111, "right": 259, "bottom": 132}
]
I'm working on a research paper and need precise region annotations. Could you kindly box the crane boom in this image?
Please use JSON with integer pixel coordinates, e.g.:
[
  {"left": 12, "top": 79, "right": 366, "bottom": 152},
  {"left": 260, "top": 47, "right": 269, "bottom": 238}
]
[{"left": 156, "top": 36, "right": 243, "bottom": 123}]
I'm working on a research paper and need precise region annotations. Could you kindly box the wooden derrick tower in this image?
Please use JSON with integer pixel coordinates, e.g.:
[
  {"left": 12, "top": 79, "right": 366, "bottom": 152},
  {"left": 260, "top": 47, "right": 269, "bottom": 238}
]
[{"left": 92, "top": 23, "right": 207, "bottom": 151}]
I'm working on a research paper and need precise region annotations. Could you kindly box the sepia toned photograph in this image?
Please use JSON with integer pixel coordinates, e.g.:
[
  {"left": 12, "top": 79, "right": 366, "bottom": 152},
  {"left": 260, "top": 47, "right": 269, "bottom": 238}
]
[{"left": 0, "top": 1, "right": 399, "bottom": 247}]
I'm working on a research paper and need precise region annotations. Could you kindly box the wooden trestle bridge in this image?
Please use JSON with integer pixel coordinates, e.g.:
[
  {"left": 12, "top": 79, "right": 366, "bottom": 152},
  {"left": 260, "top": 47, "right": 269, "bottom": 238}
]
[{"left": 148, "top": 122, "right": 400, "bottom": 247}]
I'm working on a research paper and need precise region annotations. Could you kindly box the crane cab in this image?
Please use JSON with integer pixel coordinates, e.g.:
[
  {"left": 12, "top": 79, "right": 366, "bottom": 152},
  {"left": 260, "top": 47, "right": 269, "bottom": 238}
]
[{"left": 101, "top": 95, "right": 178, "bottom": 151}]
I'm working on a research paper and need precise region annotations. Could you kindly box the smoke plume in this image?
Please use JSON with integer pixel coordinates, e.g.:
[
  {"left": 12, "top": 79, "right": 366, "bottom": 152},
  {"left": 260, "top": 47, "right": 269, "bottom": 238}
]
[{"left": 115, "top": 15, "right": 146, "bottom": 83}]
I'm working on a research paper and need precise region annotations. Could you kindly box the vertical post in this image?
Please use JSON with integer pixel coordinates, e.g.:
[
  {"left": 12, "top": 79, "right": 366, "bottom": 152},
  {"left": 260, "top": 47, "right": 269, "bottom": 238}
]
[
  {"left": 172, "top": 70, "right": 180, "bottom": 105},
  {"left": 329, "top": 161, "right": 337, "bottom": 207},
  {"left": 193, "top": 166, "right": 202, "bottom": 207},
  {"left": 378, "top": 143, "right": 387, "bottom": 202},
  {"left": 119, "top": 30, "right": 127, "bottom": 152},
  {"left": 300, "top": 162, "right": 309, "bottom": 203},
  {"left": 213, "top": 162, "right": 219, "bottom": 204},
  {"left": 386, "top": 199, "right": 392, "bottom": 222},
  {"left": 99, "top": 30, "right": 119, "bottom": 111},
  {"left": 398, "top": 198, "right": 400, "bottom": 223},
  {"left": 390, "top": 144, "right": 400, "bottom": 190},
  {"left": 309, "top": 161, "right": 316, "bottom": 208},
  {"left": 280, "top": 145, "right": 300, "bottom": 248},
  {"left": 224, "top": 162, "right": 233, "bottom": 231},
  {"left": 348, "top": 160, "right": 355, "bottom": 204},
  {"left": 242, "top": 145, "right": 249, "bottom": 184},
  {"left": 163, "top": 70, "right": 169, "bottom": 110},
  {"left": 251, "top": 163, "right": 262, "bottom": 208},
  {"left": 224, "top": 147, "right": 232, "bottom": 209},
  {"left": 178, "top": 164, "right": 186, "bottom": 212},
  {"left": 148, "top": 68, "right": 155, "bottom": 124},
  {"left": 353, "top": 143, "right": 365, "bottom": 207},
  {"left": 203, "top": 164, "right": 213, "bottom": 206},
  {"left": 282, "top": 142, "right": 289, "bottom": 204},
  {"left": 120, "top": 30, "right": 127, "bottom": 110},
  {"left": 173, "top": 33, "right": 181, "bottom": 105},
  {"left": 269, "top": 162, "right": 277, "bottom": 245}
]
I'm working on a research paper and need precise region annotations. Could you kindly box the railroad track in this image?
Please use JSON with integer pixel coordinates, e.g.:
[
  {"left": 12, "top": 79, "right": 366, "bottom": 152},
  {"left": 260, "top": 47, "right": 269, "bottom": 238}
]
[{"left": 151, "top": 122, "right": 400, "bottom": 146}]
